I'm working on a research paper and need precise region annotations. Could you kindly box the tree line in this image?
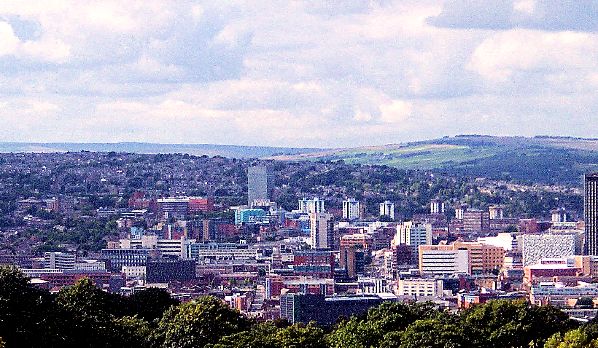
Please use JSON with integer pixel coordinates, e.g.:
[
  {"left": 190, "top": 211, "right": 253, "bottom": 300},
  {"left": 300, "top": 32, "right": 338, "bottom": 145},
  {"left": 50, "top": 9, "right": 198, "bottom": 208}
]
[{"left": 0, "top": 266, "right": 596, "bottom": 348}]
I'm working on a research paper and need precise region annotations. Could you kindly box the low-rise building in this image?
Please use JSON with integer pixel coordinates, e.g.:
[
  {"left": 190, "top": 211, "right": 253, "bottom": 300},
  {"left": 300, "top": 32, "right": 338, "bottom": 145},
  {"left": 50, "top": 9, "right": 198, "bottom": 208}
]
[
  {"left": 44, "top": 251, "right": 76, "bottom": 270},
  {"left": 120, "top": 235, "right": 194, "bottom": 258},
  {"left": 397, "top": 278, "right": 444, "bottom": 298},
  {"left": 146, "top": 258, "right": 196, "bottom": 283},
  {"left": 418, "top": 245, "right": 470, "bottom": 275},
  {"left": 186, "top": 242, "right": 262, "bottom": 261},
  {"left": 280, "top": 293, "right": 396, "bottom": 326},
  {"left": 521, "top": 234, "right": 575, "bottom": 267},
  {"left": 101, "top": 248, "right": 150, "bottom": 272},
  {"left": 524, "top": 258, "right": 581, "bottom": 285},
  {"left": 122, "top": 265, "right": 146, "bottom": 280},
  {"left": 530, "top": 282, "right": 598, "bottom": 307}
]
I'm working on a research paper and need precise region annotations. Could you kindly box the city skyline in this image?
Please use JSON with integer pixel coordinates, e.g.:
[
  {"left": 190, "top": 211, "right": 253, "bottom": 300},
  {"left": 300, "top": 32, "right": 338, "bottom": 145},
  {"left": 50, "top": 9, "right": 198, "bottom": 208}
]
[{"left": 1, "top": 1, "right": 597, "bottom": 147}]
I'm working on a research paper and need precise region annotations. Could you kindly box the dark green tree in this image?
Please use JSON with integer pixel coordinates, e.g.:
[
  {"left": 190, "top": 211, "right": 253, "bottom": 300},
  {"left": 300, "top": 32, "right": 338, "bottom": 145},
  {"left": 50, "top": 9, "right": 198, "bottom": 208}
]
[
  {"left": 0, "top": 266, "right": 60, "bottom": 347},
  {"left": 399, "top": 318, "right": 467, "bottom": 348},
  {"left": 128, "top": 287, "right": 179, "bottom": 323},
  {"left": 152, "top": 296, "right": 250, "bottom": 348},
  {"left": 211, "top": 322, "right": 279, "bottom": 348},
  {"left": 56, "top": 278, "right": 127, "bottom": 318},
  {"left": 327, "top": 302, "right": 438, "bottom": 348},
  {"left": 274, "top": 323, "right": 327, "bottom": 348},
  {"left": 54, "top": 278, "right": 136, "bottom": 347},
  {"left": 461, "top": 300, "right": 576, "bottom": 348},
  {"left": 107, "top": 316, "right": 152, "bottom": 348},
  {"left": 544, "top": 328, "right": 598, "bottom": 348}
]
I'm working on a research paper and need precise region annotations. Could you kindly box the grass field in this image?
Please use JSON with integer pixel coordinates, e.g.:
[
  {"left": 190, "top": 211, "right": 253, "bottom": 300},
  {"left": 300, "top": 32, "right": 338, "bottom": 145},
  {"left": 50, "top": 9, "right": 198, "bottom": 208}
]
[{"left": 281, "top": 143, "right": 503, "bottom": 169}]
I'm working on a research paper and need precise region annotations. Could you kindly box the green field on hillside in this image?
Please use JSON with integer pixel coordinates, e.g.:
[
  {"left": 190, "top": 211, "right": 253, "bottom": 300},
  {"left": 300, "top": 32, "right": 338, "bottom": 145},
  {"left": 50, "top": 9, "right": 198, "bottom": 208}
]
[{"left": 319, "top": 144, "right": 501, "bottom": 169}]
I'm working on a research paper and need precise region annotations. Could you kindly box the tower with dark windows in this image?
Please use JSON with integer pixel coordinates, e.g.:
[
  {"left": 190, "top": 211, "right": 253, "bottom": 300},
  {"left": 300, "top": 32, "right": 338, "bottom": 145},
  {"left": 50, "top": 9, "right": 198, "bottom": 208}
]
[{"left": 584, "top": 173, "right": 598, "bottom": 255}]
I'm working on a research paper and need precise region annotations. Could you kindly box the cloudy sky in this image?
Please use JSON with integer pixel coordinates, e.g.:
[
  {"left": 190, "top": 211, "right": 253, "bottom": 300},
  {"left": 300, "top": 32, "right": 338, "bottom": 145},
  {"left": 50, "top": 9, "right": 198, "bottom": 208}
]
[{"left": 0, "top": 1, "right": 597, "bottom": 148}]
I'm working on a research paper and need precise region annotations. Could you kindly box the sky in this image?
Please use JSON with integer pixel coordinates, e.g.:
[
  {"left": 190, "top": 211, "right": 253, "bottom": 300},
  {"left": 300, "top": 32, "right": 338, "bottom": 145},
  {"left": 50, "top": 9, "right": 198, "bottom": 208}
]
[{"left": 0, "top": 0, "right": 597, "bottom": 148}]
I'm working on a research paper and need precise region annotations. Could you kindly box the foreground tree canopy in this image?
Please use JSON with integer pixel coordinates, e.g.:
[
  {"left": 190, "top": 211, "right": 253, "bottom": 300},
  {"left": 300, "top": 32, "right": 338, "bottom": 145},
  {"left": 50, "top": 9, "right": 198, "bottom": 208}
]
[{"left": 0, "top": 266, "right": 596, "bottom": 348}]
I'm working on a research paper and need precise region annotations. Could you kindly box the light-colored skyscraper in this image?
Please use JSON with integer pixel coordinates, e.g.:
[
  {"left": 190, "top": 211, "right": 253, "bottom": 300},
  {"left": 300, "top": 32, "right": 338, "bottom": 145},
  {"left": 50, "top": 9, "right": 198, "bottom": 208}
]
[
  {"left": 551, "top": 208, "right": 567, "bottom": 223},
  {"left": 585, "top": 173, "right": 598, "bottom": 255},
  {"left": 430, "top": 199, "right": 445, "bottom": 214},
  {"left": 310, "top": 212, "right": 334, "bottom": 249},
  {"left": 395, "top": 221, "right": 432, "bottom": 263},
  {"left": 298, "top": 197, "right": 325, "bottom": 214},
  {"left": 455, "top": 204, "right": 468, "bottom": 220},
  {"left": 379, "top": 201, "right": 395, "bottom": 220},
  {"left": 247, "top": 165, "right": 272, "bottom": 206},
  {"left": 342, "top": 198, "right": 360, "bottom": 220},
  {"left": 488, "top": 205, "right": 504, "bottom": 220}
]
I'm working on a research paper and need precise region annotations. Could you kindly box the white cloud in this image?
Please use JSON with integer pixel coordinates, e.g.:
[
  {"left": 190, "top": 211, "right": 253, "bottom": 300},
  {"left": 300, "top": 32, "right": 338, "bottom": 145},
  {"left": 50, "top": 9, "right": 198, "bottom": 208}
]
[
  {"left": 27, "top": 100, "right": 59, "bottom": 114},
  {"left": 469, "top": 30, "right": 598, "bottom": 84},
  {"left": 380, "top": 100, "right": 413, "bottom": 123},
  {"left": 0, "top": 1, "right": 597, "bottom": 147},
  {"left": 513, "top": 0, "right": 535, "bottom": 15},
  {"left": 0, "top": 21, "right": 20, "bottom": 56}
]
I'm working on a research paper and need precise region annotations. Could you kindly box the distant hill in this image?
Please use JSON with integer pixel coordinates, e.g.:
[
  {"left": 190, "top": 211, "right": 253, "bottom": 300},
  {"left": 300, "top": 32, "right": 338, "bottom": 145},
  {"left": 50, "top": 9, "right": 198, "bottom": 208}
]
[
  {"left": 270, "top": 135, "right": 598, "bottom": 186},
  {"left": 3, "top": 136, "right": 598, "bottom": 186},
  {"left": 0, "top": 142, "right": 323, "bottom": 159}
]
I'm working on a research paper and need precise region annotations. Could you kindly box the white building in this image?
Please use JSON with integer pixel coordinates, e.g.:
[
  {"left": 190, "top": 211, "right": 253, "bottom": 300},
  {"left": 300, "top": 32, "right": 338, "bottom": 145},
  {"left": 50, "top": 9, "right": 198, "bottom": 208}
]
[
  {"left": 419, "top": 247, "right": 469, "bottom": 275},
  {"left": 44, "top": 252, "right": 76, "bottom": 270},
  {"left": 74, "top": 260, "right": 106, "bottom": 271},
  {"left": 398, "top": 278, "right": 444, "bottom": 298},
  {"left": 120, "top": 235, "right": 195, "bottom": 258},
  {"left": 488, "top": 205, "right": 504, "bottom": 220},
  {"left": 551, "top": 208, "right": 567, "bottom": 223},
  {"left": 394, "top": 221, "right": 432, "bottom": 261},
  {"left": 186, "top": 242, "right": 262, "bottom": 261},
  {"left": 342, "top": 198, "right": 361, "bottom": 220},
  {"left": 122, "top": 266, "right": 147, "bottom": 279},
  {"left": 310, "top": 212, "right": 334, "bottom": 249},
  {"left": 530, "top": 282, "right": 598, "bottom": 307},
  {"left": 478, "top": 233, "right": 516, "bottom": 251},
  {"left": 379, "top": 201, "right": 395, "bottom": 220},
  {"left": 396, "top": 221, "right": 432, "bottom": 246},
  {"left": 298, "top": 197, "right": 325, "bottom": 214},
  {"left": 430, "top": 199, "right": 445, "bottom": 214},
  {"left": 455, "top": 204, "right": 467, "bottom": 220},
  {"left": 521, "top": 234, "right": 575, "bottom": 266},
  {"left": 384, "top": 250, "right": 396, "bottom": 278}
]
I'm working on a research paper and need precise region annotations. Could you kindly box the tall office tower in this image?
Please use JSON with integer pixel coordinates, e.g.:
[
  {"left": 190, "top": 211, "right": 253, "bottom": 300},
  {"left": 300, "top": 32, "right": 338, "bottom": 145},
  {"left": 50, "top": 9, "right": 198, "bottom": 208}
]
[
  {"left": 379, "top": 201, "right": 395, "bottom": 220},
  {"left": 342, "top": 198, "right": 360, "bottom": 220},
  {"left": 462, "top": 209, "right": 490, "bottom": 234},
  {"left": 298, "top": 197, "right": 325, "bottom": 214},
  {"left": 551, "top": 208, "right": 567, "bottom": 223},
  {"left": 455, "top": 204, "right": 468, "bottom": 220},
  {"left": 247, "top": 165, "right": 272, "bottom": 206},
  {"left": 488, "top": 205, "right": 504, "bottom": 220},
  {"left": 395, "top": 221, "right": 432, "bottom": 264},
  {"left": 340, "top": 245, "right": 357, "bottom": 278},
  {"left": 310, "top": 212, "right": 334, "bottom": 249},
  {"left": 584, "top": 173, "right": 598, "bottom": 255},
  {"left": 430, "top": 199, "right": 445, "bottom": 214}
]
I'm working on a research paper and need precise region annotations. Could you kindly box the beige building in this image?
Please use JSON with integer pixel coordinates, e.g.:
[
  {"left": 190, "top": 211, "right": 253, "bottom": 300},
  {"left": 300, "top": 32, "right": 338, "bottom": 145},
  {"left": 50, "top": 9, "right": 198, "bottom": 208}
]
[
  {"left": 574, "top": 255, "right": 598, "bottom": 277},
  {"left": 453, "top": 242, "right": 505, "bottom": 274},
  {"left": 418, "top": 242, "right": 505, "bottom": 275},
  {"left": 398, "top": 278, "right": 444, "bottom": 297}
]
